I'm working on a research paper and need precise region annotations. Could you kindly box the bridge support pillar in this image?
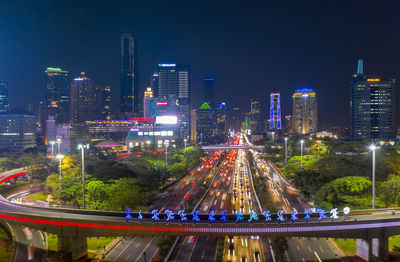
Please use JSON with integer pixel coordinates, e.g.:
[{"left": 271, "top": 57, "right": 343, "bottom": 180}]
[
  {"left": 378, "top": 235, "right": 389, "bottom": 261},
  {"left": 57, "top": 235, "right": 87, "bottom": 261},
  {"left": 356, "top": 236, "right": 389, "bottom": 261}
]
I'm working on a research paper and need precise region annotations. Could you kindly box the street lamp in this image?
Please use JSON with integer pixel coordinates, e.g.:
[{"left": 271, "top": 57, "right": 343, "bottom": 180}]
[
  {"left": 284, "top": 137, "right": 288, "bottom": 166},
  {"left": 56, "top": 154, "right": 64, "bottom": 184},
  {"left": 56, "top": 138, "right": 62, "bottom": 154},
  {"left": 369, "top": 144, "right": 379, "bottom": 209},
  {"left": 77, "top": 144, "right": 89, "bottom": 209},
  {"left": 184, "top": 138, "right": 187, "bottom": 150},
  {"left": 272, "top": 132, "right": 275, "bottom": 143},
  {"left": 50, "top": 141, "right": 55, "bottom": 157},
  {"left": 300, "top": 139, "right": 304, "bottom": 170},
  {"left": 164, "top": 140, "right": 169, "bottom": 165}
]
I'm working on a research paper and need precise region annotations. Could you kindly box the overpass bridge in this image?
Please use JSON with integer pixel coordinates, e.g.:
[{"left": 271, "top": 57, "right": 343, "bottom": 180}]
[
  {"left": 0, "top": 195, "right": 398, "bottom": 261},
  {"left": 0, "top": 168, "right": 26, "bottom": 185}
]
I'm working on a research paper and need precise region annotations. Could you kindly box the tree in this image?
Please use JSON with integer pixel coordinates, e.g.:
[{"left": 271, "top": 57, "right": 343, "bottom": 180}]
[
  {"left": 377, "top": 176, "right": 400, "bottom": 207},
  {"left": 86, "top": 180, "right": 110, "bottom": 210},
  {"left": 108, "top": 178, "right": 141, "bottom": 210},
  {"left": 147, "top": 160, "right": 171, "bottom": 186},
  {"left": 58, "top": 170, "right": 83, "bottom": 207}
]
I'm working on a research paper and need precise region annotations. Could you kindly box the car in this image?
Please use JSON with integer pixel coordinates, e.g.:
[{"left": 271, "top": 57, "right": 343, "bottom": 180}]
[
  {"left": 241, "top": 256, "right": 247, "bottom": 262},
  {"left": 253, "top": 251, "right": 260, "bottom": 262},
  {"left": 228, "top": 244, "right": 235, "bottom": 256},
  {"left": 228, "top": 236, "right": 234, "bottom": 243}
]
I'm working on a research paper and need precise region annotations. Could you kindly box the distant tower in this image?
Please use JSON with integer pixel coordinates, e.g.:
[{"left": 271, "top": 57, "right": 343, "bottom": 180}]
[
  {"left": 203, "top": 78, "right": 216, "bottom": 106},
  {"left": 70, "top": 72, "right": 94, "bottom": 123},
  {"left": 357, "top": 59, "right": 363, "bottom": 75},
  {"left": 120, "top": 33, "right": 137, "bottom": 118},
  {"left": 0, "top": 82, "right": 9, "bottom": 112},
  {"left": 143, "top": 87, "right": 154, "bottom": 118},
  {"left": 269, "top": 92, "right": 282, "bottom": 130},
  {"left": 44, "top": 67, "right": 70, "bottom": 123}
]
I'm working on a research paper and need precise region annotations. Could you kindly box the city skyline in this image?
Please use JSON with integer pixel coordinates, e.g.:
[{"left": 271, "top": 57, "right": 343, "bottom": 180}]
[{"left": 1, "top": 1, "right": 400, "bottom": 129}]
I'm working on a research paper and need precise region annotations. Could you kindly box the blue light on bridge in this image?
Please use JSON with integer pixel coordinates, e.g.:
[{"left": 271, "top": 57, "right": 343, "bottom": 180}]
[
  {"left": 165, "top": 210, "right": 175, "bottom": 221},
  {"left": 192, "top": 210, "right": 200, "bottom": 222},
  {"left": 235, "top": 211, "right": 244, "bottom": 222},
  {"left": 220, "top": 210, "right": 228, "bottom": 221},
  {"left": 277, "top": 210, "right": 285, "bottom": 222},
  {"left": 208, "top": 210, "right": 216, "bottom": 222},
  {"left": 248, "top": 209, "right": 259, "bottom": 222},
  {"left": 151, "top": 209, "right": 160, "bottom": 221},
  {"left": 318, "top": 209, "right": 327, "bottom": 221},
  {"left": 290, "top": 210, "right": 298, "bottom": 221},
  {"left": 304, "top": 209, "right": 312, "bottom": 220},
  {"left": 138, "top": 209, "right": 143, "bottom": 220},
  {"left": 262, "top": 210, "right": 272, "bottom": 221},
  {"left": 178, "top": 210, "right": 187, "bottom": 221}
]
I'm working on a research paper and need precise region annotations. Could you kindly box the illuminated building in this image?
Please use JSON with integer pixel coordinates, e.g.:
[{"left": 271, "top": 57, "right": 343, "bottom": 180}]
[
  {"left": 197, "top": 102, "right": 214, "bottom": 143},
  {"left": 216, "top": 102, "right": 227, "bottom": 134},
  {"left": 143, "top": 87, "right": 154, "bottom": 118},
  {"left": 0, "top": 109, "right": 36, "bottom": 153},
  {"left": 94, "top": 85, "right": 111, "bottom": 120},
  {"left": 292, "top": 87, "right": 318, "bottom": 134},
  {"left": 147, "top": 98, "right": 178, "bottom": 119},
  {"left": 269, "top": 92, "right": 281, "bottom": 130},
  {"left": 249, "top": 98, "right": 263, "bottom": 133},
  {"left": 229, "top": 107, "right": 242, "bottom": 132},
  {"left": 0, "top": 82, "right": 9, "bottom": 113},
  {"left": 157, "top": 63, "right": 190, "bottom": 139},
  {"left": 120, "top": 33, "right": 137, "bottom": 118},
  {"left": 190, "top": 109, "right": 197, "bottom": 143},
  {"left": 44, "top": 67, "right": 70, "bottom": 123},
  {"left": 150, "top": 72, "right": 159, "bottom": 98},
  {"left": 204, "top": 78, "right": 216, "bottom": 107},
  {"left": 86, "top": 120, "right": 132, "bottom": 141},
  {"left": 285, "top": 115, "right": 292, "bottom": 132},
  {"left": 350, "top": 59, "right": 395, "bottom": 141},
  {"left": 70, "top": 72, "right": 94, "bottom": 123}
]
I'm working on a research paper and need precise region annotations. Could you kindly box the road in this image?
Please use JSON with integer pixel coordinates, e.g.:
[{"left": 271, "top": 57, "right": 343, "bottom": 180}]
[
  {"left": 248, "top": 136, "right": 343, "bottom": 262},
  {"left": 105, "top": 150, "right": 224, "bottom": 262}
]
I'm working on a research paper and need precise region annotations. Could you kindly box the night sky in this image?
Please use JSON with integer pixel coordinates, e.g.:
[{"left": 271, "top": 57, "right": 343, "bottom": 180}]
[{"left": 0, "top": 0, "right": 399, "bottom": 129}]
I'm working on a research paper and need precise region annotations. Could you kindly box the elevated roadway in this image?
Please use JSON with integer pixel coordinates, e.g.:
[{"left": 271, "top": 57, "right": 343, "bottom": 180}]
[{"left": 0, "top": 168, "right": 26, "bottom": 185}]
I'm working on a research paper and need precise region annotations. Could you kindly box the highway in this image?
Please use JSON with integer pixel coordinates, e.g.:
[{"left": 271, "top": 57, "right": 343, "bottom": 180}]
[{"left": 247, "top": 134, "right": 342, "bottom": 262}]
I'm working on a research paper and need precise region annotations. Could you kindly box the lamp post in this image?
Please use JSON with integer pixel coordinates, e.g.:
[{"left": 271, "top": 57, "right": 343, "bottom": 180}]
[
  {"left": 183, "top": 138, "right": 187, "bottom": 157},
  {"left": 272, "top": 132, "right": 275, "bottom": 143},
  {"left": 300, "top": 139, "right": 304, "bottom": 170},
  {"left": 78, "top": 144, "right": 89, "bottom": 209},
  {"left": 164, "top": 140, "right": 169, "bottom": 165},
  {"left": 56, "top": 154, "right": 64, "bottom": 185},
  {"left": 369, "top": 144, "right": 378, "bottom": 209},
  {"left": 284, "top": 137, "right": 288, "bottom": 166},
  {"left": 56, "top": 138, "right": 62, "bottom": 154},
  {"left": 50, "top": 141, "right": 55, "bottom": 157}
]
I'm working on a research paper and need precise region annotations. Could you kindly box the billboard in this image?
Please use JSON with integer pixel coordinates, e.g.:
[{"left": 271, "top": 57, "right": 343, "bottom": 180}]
[{"left": 156, "top": 116, "right": 178, "bottom": 125}]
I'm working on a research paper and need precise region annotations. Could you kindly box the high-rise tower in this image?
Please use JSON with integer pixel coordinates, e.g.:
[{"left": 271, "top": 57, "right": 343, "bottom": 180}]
[
  {"left": 44, "top": 67, "right": 70, "bottom": 123},
  {"left": 0, "top": 82, "right": 9, "bottom": 112},
  {"left": 120, "top": 33, "right": 137, "bottom": 118},
  {"left": 71, "top": 72, "right": 94, "bottom": 123},
  {"left": 292, "top": 87, "right": 317, "bottom": 134},
  {"left": 157, "top": 63, "right": 190, "bottom": 139},
  {"left": 269, "top": 92, "right": 282, "bottom": 130},
  {"left": 203, "top": 78, "right": 216, "bottom": 106},
  {"left": 350, "top": 60, "right": 395, "bottom": 141}
]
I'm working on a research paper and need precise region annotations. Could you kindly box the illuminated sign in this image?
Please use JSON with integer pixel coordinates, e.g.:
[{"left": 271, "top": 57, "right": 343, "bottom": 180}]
[
  {"left": 302, "top": 94, "right": 309, "bottom": 97},
  {"left": 156, "top": 102, "right": 168, "bottom": 105},
  {"left": 131, "top": 117, "right": 153, "bottom": 122},
  {"left": 156, "top": 115, "right": 178, "bottom": 124},
  {"left": 367, "top": 78, "right": 380, "bottom": 82},
  {"left": 124, "top": 207, "right": 351, "bottom": 223},
  {"left": 158, "top": 64, "right": 176, "bottom": 67}
]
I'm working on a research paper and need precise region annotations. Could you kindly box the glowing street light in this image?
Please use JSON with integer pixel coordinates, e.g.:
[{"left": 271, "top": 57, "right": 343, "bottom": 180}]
[
  {"left": 300, "top": 139, "right": 304, "bottom": 170},
  {"left": 56, "top": 138, "right": 62, "bottom": 154},
  {"left": 164, "top": 140, "right": 169, "bottom": 165},
  {"left": 284, "top": 137, "right": 288, "bottom": 166},
  {"left": 50, "top": 141, "right": 55, "bottom": 157},
  {"left": 369, "top": 144, "right": 379, "bottom": 209},
  {"left": 77, "top": 144, "right": 89, "bottom": 209},
  {"left": 56, "top": 154, "right": 64, "bottom": 185}
]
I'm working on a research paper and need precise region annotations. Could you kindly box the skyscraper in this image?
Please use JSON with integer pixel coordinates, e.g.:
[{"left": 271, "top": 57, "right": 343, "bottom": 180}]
[
  {"left": 350, "top": 59, "right": 395, "bottom": 141},
  {"left": 150, "top": 72, "right": 159, "bottom": 98},
  {"left": 292, "top": 87, "right": 318, "bottom": 134},
  {"left": 204, "top": 78, "right": 216, "bottom": 106},
  {"left": 44, "top": 67, "right": 70, "bottom": 123},
  {"left": 0, "top": 82, "right": 9, "bottom": 112},
  {"left": 157, "top": 63, "right": 190, "bottom": 139},
  {"left": 143, "top": 87, "right": 154, "bottom": 118},
  {"left": 120, "top": 33, "right": 137, "bottom": 118},
  {"left": 249, "top": 98, "right": 262, "bottom": 133},
  {"left": 216, "top": 102, "right": 227, "bottom": 134},
  {"left": 71, "top": 72, "right": 95, "bottom": 123},
  {"left": 269, "top": 92, "right": 282, "bottom": 130},
  {"left": 197, "top": 102, "right": 214, "bottom": 142},
  {"left": 94, "top": 85, "right": 111, "bottom": 120}
]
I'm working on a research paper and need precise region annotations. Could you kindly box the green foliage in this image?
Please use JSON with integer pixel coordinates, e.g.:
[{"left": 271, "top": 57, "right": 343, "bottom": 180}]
[
  {"left": 169, "top": 161, "right": 186, "bottom": 179},
  {"left": 377, "top": 175, "right": 400, "bottom": 207},
  {"left": 315, "top": 176, "right": 372, "bottom": 209},
  {"left": 86, "top": 180, "right": 110, "bottom": 210},
  {"left": 108, "top": 178, "right": 141, "bottom": 210}
]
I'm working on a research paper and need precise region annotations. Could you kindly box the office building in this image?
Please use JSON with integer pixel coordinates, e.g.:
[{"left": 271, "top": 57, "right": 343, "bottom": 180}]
[
  {"left": 120, "top": 33, "right": 137, "bottom": 118},
  {"left": 157, "top": 63, "right": 190, "bottom": 139},
  {"left": 0, "top": 109, "right": 36, "bottom": 153},
  {"left": 44, "top": 67, "right": 70, "bottom": 123},
  {"left": 249, "top": 98, "right": 263, "bottom": 133},
  {"left": 190, "top": 109, "right": 197, "bottom": 143},
  {"left": 143, "top": 87, "right": 154, "bottom": 118},
  {"left": 70, "top": 72, "right": 95, "bottom": 123},
  {"left": 146, "top": 97, "right": 178, "bottom": 120},
  {"left": 0, "top": 82, "right": 9, "bottom": 113},
  {"left": 204, "top": 78, "right": 216, "bottom": 106},
  {"left": 216, "top": 102, "right": 227, "bottom": 134},
  {"left": 269, "top": 92, "right": 282, "bottom": 130},
  {"left": 229, "top": 107, "right": 242, "bottom": 131},
  {"left": 292, "top": 87, "right": 318, "bottom": 134},
  {"left": 197, "top": 102, "right": 214, "bottom": 142},
  {"left": 94, "top": 85, "right": 111, "bottom": 120},
  {"left": 150, "top": 72, "right": 159, "bottom": 98},
  {"left": 86, "top": 120, "right": 132, "bottom": 141},
  {"left": 350, "top": 59, "right": 395, "bottom": 141}
]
